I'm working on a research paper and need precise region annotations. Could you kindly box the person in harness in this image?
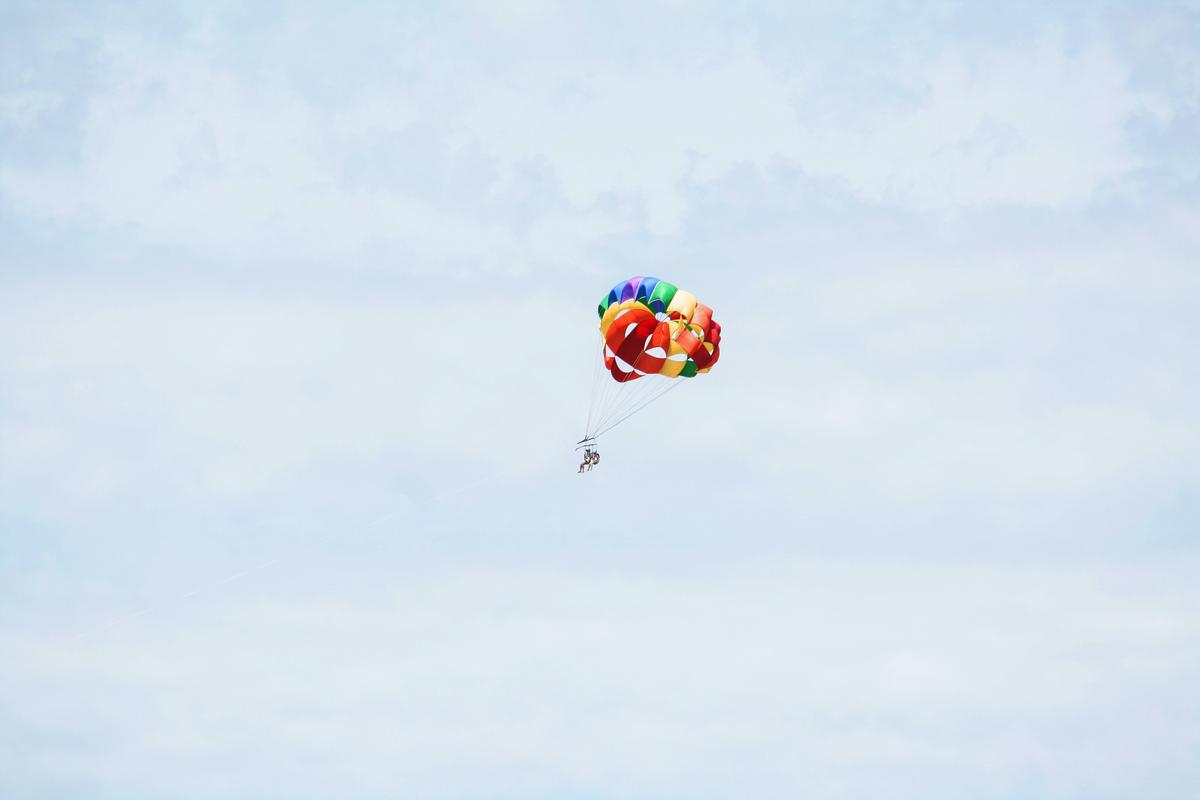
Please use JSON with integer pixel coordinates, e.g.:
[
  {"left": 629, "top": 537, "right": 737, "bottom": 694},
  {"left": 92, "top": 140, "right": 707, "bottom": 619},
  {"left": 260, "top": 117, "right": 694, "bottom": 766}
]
[{"left": 578, "top": 447, "right": 600, "bottom": 473}]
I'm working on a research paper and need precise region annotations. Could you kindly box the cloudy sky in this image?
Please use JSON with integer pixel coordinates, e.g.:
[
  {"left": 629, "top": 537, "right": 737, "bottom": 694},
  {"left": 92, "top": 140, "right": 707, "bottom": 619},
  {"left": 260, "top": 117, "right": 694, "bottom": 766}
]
[{"left": 2, "top": 2, "right": 1199, "bottom": 798}]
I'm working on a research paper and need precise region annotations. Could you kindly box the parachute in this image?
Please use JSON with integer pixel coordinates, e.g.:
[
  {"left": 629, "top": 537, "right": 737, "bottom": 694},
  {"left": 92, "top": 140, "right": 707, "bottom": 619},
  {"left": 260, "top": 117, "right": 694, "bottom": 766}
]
[{"left": 581, "top": 276, "right": 722, "bottom": 444}]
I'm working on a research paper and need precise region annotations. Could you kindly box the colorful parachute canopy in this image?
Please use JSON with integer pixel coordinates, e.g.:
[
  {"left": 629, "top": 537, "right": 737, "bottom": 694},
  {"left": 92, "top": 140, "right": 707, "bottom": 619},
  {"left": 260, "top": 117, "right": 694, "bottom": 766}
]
[
  {"left": 581, "top": 275, "right": 722, "bottom": 442},
  {"left": 597, "top": 276, "right": 722, "bottom": 383}
]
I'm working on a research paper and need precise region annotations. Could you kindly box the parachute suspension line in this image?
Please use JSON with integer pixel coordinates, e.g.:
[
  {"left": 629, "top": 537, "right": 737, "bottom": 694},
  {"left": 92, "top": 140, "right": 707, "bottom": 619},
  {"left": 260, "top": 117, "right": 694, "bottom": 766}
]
[
  {"left": 588, "top": 342, "right": 658, "bottom": 436},
  {"left": 592, "top": 376, "right": 657, "bottom": 434},
  {"left": 591, "top": 334, "right": 616, "bottom": 430},
  {"left": 594, "top": 385, "right": 676, "bottom": 439},
  {"left": 583, "top": 332, "right": 607, "bottom": 437},
  {"left": 589, "top": 342, "right": 679, "bottom": 437},
  {"left": 594, "top": 377, "right": 686, "bottom": 438},
  {"left": 587, "top": 344, "right": 623, "bottom": 438},
  {"left": 586, "top": 333, "right": 627, "bottom": 439},
  {"left": 592, "top": 324, "right": 690, "bottom": 436},
  {"left": 588, "top": 335, "right": 631, "bottom": 439},
  {"left": 599, "top": 342, "right": 675, "bottom": 431}
]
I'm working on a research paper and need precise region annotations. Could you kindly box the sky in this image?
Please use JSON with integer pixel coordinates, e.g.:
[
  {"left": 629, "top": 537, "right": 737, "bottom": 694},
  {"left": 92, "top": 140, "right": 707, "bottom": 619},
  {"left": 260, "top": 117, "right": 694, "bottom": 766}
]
[{"left": 2, "top": 2, "right": 1199, "bottom": 798}]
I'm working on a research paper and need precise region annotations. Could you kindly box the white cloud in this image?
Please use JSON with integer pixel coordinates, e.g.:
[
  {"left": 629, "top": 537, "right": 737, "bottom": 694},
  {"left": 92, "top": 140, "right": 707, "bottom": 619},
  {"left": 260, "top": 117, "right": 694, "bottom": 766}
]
[
  {"left": 4, "top": 557, "right": 1199, "bottom": 799},
  {"left": 2, "top": 4, "right": 1199, "bottom": 798},
  {"left": 0, "top": 290, "right": 582, "bottom": 517},
  {"left": 0, "top": 8, "right": 1166, "bottom": 264}
]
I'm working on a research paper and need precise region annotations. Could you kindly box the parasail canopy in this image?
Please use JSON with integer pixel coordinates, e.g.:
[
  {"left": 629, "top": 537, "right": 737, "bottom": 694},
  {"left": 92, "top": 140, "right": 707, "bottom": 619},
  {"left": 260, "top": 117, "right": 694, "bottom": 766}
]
[{"left": 582, "top": 276, "right": 721, "bottom": 441}]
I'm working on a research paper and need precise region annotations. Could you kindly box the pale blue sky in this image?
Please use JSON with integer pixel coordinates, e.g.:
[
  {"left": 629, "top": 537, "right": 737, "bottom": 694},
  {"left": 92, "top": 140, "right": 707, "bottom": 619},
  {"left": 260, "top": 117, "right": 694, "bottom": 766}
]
[{"left": 2, "top": 2, "right": 1199, "bottom": 798}]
